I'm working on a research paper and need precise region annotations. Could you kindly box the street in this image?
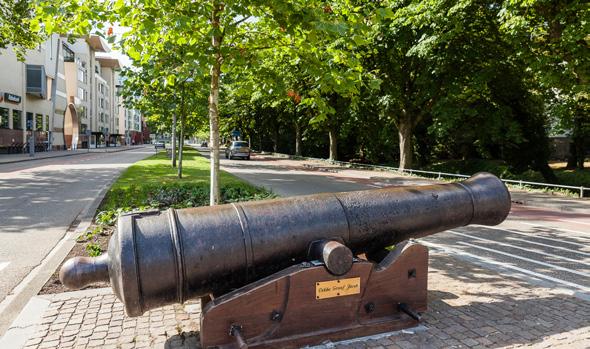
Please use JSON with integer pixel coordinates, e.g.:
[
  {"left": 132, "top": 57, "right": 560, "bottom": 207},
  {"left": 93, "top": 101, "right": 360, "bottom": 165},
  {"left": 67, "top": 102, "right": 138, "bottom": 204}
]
[
  {"left": 0, "top": 147, "right": 153, "bottom": 305},
  {"left": 218, "top": 152, "right": 590, "bottom": 300},
  {"left": 0, "top": 149, "right": 588, "bottom": 349}
]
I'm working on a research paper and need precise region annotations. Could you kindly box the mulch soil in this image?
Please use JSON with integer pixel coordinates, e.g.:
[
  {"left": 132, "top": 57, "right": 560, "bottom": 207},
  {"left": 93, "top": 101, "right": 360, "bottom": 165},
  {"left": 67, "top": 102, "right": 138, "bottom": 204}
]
[{"left": 38, "top": 224, "right": 114, "bottom": 295}]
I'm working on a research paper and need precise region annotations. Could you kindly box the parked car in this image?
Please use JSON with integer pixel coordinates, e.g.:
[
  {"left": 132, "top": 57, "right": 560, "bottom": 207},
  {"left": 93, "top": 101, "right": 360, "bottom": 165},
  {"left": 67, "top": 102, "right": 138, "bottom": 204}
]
[
  {"left": 225, "top": 141, "right": 251, "bottom": 160},
  {"left": 154, "top": 141, "right": 165, "bottom": 149},
  {"left": 200, "top": 141, "right": 208, "bottom": 147}
]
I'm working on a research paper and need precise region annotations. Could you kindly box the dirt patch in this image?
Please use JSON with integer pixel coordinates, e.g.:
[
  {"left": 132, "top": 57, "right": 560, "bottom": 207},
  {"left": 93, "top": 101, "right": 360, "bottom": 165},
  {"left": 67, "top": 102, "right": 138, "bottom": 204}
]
[{"left": 39, "top": 224, "right": 114, "bottom": 295}]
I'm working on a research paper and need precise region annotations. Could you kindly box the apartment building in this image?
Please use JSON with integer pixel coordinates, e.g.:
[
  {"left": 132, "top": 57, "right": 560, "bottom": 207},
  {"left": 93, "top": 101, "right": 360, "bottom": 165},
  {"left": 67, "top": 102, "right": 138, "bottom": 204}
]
[
  {"left": 0, "top": 35, "right": 140, "bottom": 152},
  {"left": 125, "top": 108, "right": 144, "bottom": 145},
  {"left": 0, "top": 34, "right": 68, "bottom": 151}
]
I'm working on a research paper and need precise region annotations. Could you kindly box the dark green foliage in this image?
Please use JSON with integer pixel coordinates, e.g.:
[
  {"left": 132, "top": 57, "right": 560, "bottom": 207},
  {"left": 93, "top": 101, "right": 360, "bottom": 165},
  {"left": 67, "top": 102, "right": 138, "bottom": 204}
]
[{"left": 0, "top": 0, "right": 41, "bottom": 60}]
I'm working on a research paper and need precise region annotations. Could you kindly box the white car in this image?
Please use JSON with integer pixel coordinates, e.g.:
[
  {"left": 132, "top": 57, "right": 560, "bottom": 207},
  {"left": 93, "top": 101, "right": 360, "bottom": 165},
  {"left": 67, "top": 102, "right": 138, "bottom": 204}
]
[{"left": 225, "top": 141, "right": 251, "bottom": 160}]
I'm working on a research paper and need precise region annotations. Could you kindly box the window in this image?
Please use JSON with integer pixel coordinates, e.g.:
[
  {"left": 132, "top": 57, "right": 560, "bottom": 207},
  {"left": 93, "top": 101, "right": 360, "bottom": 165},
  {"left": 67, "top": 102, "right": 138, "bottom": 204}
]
[
  {"left": 78, "top": 106, "right": 86, "bottom": 119},
  {"left": 36, "top": 114, "right": 44, "bottom": 131},
  {"left": 0, "top": 108, "right": 8, "bottom": 128},
  {"left": 26, "top": 112, "right": 34, "bottom": 130},
  {"left": 26, "top": 65, "right": 47, "bottom": 98},
  {"left": 77, "top": 68, "right": 86, "bottom": 83},
  {"left": 77, "top": 87, "right": 85, "bottom": 101},
  {"left": 63, "top": 44, "right": 75, "bottom": 62},
  {"left": 80, "top": 123, "right": 87, "bottom": 133},
  {"left": 100, "top": 98, "right": 104, "bottom": 108},
  {"left": 12, "top": 110, "right": 22, "bottom": 129}
]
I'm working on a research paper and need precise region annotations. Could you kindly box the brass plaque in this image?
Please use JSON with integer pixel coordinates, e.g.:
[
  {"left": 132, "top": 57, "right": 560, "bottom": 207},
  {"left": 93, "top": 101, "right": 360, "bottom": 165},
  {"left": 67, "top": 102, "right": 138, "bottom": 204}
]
[{"left": 315, "top": 277, "right": 361, "bottom": 300}]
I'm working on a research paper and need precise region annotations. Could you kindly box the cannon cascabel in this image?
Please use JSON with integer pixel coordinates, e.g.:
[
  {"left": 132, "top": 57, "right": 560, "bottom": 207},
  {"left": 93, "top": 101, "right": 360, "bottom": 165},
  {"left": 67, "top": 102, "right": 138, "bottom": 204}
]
[{"left": 59, "top": 172, "right": 510, "bottom": 316}]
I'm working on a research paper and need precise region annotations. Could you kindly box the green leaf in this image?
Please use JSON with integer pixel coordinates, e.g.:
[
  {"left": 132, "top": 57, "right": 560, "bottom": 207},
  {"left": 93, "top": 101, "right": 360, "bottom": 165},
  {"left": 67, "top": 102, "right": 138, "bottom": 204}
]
[{"left": 166, "top": 75, "right": 176, "bottom": 87}]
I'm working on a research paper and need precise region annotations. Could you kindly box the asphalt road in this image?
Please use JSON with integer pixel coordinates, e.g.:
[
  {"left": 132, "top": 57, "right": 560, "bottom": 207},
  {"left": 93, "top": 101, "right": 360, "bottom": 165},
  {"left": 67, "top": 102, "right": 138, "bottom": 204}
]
[
  {"left": 0, "top": 147, "right": 153, "bottom": 304},
  {"left": 217, "top": 151, "right": 590, "bottom": 301}
]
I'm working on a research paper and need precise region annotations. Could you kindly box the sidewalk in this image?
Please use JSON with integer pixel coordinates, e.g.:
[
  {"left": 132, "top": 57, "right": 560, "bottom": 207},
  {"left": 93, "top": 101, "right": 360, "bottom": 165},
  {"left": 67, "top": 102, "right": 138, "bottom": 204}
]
[
  {"left": 0, "top": 146, "right": 148, "bottom": 165},
  {"left": 3, "top": 251, "right": 588, "bottom": 349}
]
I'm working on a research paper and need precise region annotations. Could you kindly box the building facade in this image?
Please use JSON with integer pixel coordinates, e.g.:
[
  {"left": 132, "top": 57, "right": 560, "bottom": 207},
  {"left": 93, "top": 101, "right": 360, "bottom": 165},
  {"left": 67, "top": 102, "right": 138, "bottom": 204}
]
[
  {"left": 0, "top": 34, "right": 68, "bottom": 151},
  {"left": 0, "top": 35, "right": 141, "bottom": 153}
]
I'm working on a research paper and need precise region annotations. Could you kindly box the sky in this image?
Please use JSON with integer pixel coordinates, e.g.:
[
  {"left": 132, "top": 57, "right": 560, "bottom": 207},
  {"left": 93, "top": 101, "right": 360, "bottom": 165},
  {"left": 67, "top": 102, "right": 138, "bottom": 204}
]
[{"left": 95, "top": 24, "right": 132, "bottom": 67}]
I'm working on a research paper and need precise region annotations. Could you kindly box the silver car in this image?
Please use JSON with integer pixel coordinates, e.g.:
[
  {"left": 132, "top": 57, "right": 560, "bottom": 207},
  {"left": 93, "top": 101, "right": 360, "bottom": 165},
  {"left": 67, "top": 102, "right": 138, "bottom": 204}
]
[{"left": 225, "top": 141, "right": 251, "bottom": 160}]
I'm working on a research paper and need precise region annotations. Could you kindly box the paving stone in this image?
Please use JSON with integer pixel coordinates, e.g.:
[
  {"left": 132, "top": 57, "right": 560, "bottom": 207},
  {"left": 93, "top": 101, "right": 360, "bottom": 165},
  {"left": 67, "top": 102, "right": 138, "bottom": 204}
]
[
  {"left": 25, "top": 337, "right": 43, "bottom": 346},
  {"left": 22, "top": 252, "right": 590, "bottom": 349},
  {"left": 38, "top": 340, "right": 60, "bottom": 349}
]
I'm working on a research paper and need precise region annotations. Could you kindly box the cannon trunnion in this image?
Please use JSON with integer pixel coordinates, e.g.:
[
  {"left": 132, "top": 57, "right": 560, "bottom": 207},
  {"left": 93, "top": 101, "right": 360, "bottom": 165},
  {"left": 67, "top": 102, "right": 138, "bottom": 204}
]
[{"left": 60, "top": 172, "right": 511, "bottom": 348}]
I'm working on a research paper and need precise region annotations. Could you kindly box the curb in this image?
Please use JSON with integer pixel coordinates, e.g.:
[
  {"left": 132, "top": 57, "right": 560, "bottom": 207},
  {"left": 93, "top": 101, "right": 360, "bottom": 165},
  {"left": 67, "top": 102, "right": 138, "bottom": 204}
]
[
  {"left": 0, "top": 145, "right": 145, "bottom": 165},
  {"left": 0, "top": 148, "right": 149, "bottom": 343}
]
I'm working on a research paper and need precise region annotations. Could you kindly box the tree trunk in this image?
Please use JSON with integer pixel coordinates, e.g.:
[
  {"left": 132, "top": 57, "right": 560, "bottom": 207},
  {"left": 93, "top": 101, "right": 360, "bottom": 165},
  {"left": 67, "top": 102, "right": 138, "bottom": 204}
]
[
  {"left": 566, "top": 140, "right": 577, "bottom": 169},
  {"left": 328, "top": 126, "right": 337, "bottom": 161},
  {"left": 567, "top": 117, "right": 586, "bottom": 170},
  {"left": 576, "top": 138, "right": 585, "bottom": 169},
  {"left": 178, "top": 116, "right": 184, "bottom": 179},
  {"left": 208, "top": 0, "right": 223, "bottom": 205},
  {"left": 295, "top": 121, "right": 302, "bottom": 156},
  {"left": 272, "top": 126, "right": 279, "bottom": 153},
  {"left": 398, "top": 114, "right": 413, "bottom": 170},
  {"left": 171, "top": 113, "right": 177, "bottom": 168},
  {"left": 575, "top": 118, "right": 585, "bottom": 169}
]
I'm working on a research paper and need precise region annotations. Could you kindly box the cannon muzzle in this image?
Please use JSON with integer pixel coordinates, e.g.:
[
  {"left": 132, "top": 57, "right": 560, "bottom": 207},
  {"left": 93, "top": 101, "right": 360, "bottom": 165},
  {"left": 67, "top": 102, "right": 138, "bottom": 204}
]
[{"left": 60, "top": 172, "right": 510, "bottom": 316}]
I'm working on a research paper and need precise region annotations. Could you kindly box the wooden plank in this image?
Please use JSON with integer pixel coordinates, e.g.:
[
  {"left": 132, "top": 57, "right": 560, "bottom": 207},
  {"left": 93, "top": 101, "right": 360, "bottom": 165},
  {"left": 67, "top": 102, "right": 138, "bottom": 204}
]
[{"left": 200, "top": 241, "right": 429, "bottom": 349}]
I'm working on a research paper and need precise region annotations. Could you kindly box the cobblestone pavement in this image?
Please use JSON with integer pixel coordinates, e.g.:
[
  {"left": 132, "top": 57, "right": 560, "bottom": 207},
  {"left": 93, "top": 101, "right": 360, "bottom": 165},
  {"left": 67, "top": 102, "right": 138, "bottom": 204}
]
[{"left": 20, "top": 252, "right": 590, "bottom": 349}]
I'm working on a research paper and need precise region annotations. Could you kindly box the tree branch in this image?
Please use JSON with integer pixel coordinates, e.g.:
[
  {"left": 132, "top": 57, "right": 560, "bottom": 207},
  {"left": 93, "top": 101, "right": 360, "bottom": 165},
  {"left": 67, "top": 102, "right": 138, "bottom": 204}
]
[{"left": 230, "top": 15, "right": 251, "bottom": 27}]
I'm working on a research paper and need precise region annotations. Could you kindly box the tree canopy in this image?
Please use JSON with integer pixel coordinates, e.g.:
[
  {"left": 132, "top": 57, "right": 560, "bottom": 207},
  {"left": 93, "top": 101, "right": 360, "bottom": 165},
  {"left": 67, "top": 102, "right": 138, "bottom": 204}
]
[{"left": 30, "top": 0, "right": 589, "bottom": 192}]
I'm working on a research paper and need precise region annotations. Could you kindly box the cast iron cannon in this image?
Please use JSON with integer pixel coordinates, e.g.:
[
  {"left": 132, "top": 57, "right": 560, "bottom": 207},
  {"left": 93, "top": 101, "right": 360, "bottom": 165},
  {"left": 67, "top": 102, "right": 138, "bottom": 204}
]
[{"left": 60, "top": 172, "right": 510, "bottom": 348}]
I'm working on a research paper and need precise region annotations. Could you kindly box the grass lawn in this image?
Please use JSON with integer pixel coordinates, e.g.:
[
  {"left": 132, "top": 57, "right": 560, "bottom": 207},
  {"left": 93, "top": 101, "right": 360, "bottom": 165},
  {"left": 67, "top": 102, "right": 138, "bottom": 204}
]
[{"left": 99, "top": 148, "right": 274, "bottom": 213}]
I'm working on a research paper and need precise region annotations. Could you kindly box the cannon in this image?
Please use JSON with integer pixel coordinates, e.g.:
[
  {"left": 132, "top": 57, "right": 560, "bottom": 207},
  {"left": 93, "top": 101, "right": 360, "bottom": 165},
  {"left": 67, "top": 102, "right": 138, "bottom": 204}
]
[{"left": 60, "top": 172, "right": 510, "bottom": 348}]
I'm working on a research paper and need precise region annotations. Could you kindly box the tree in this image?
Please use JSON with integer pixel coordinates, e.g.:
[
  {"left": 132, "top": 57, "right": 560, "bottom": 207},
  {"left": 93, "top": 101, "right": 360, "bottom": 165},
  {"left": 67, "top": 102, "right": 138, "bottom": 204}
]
[
  {"left": 119, "top": 44, "right": 208, "bottom": 178},
  {"left": 500, "top": 0, "right": 590, "bottom": 169},
  {"left": 1, "top": 0, "right": 42, "bottom": 60},
  {"left": 110, "top": 1, "right": 356, "bottom": 204}
]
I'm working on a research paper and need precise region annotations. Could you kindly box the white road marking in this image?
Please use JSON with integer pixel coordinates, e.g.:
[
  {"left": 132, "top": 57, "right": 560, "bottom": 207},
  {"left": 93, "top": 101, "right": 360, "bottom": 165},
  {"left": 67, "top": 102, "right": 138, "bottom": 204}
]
[
  {"left": 449, "top": 230, "right": 589, "bottom": 265},
  {"left": 421, "top": 241, "right": 590, "bottom": 293},
  {"left": 473, "top": 225, "right": 590, "bottom": 248},
  {"left": 0, "top": 262, "right": 9, "bottom": 272},
  {"left": 518, "top": 222, "right": 590, "bottom": 236},
  {"left": 457, "top": 241, "right": 590, "bottom": 278},
  {"left": 505, "top": 236, "right": 590, "bottom": 257}
]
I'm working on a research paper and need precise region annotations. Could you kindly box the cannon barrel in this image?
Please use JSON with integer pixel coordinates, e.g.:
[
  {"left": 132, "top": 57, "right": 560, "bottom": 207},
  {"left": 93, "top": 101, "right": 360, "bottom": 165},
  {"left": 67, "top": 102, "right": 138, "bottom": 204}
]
[{"left": 60, "top": 172, "right": 510, "bottom": 316}]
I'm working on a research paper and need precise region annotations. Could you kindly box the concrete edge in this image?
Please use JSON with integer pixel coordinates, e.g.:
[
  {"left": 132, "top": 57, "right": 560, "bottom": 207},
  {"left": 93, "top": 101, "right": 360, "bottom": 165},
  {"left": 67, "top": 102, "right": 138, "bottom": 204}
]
[
  {"left": 0, "top": 149, "right": 141, "bottom": 339},
  {"left": 0, "top": 145, "right": 145, "bottom": 165},
  {"left": 0, "top": 297, "right": 51, "bottom": 349}
]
